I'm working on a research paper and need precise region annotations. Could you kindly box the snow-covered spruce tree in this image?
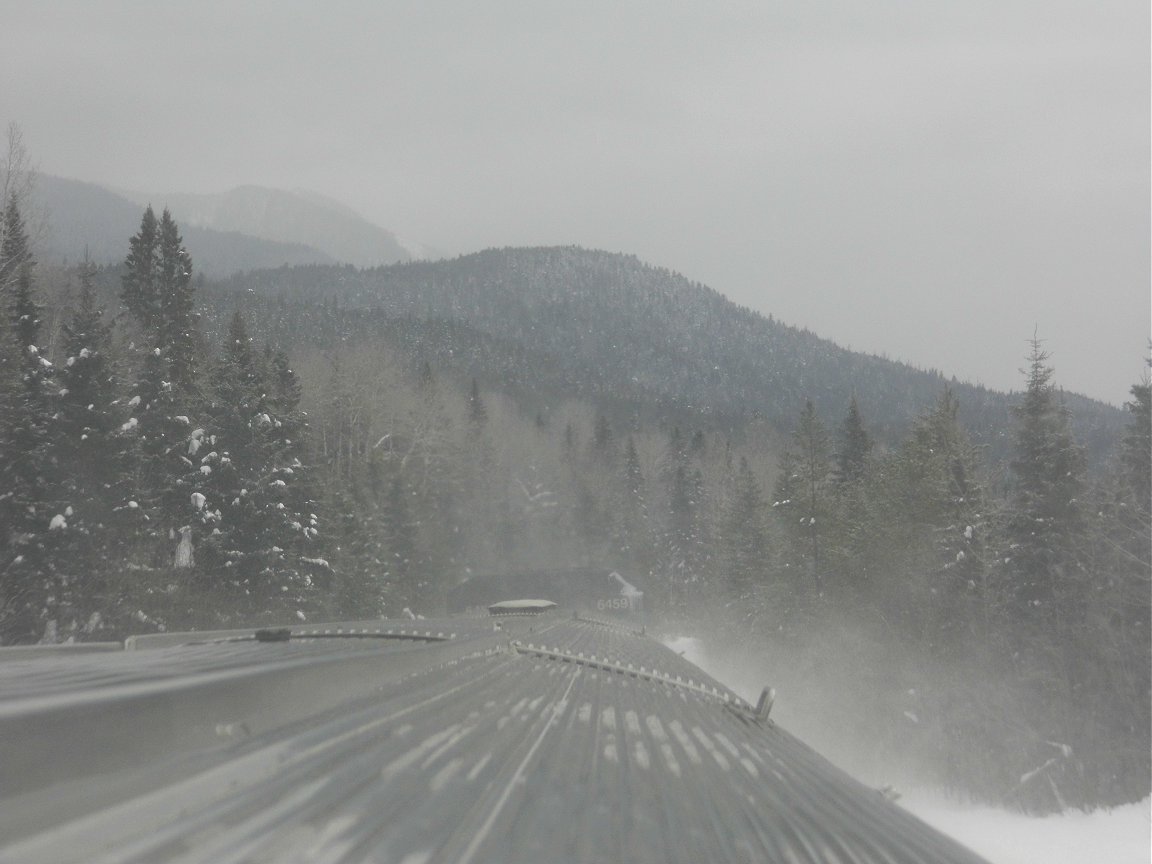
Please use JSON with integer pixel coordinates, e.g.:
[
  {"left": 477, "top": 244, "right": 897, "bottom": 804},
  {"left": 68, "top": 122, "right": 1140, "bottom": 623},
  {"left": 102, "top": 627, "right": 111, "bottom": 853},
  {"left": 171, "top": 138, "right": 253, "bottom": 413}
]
[
  {"left": 115, "top": 207, "right": 208, "bottom": 628},
  {"left": 0, "top": 196, "right": 59, "bottom": 643},
  {"left": 121, "top": 344, "right": 204, "bottom": 620},
  {"left": 42, "top": 261, "right": 132, "bottom": 637},
  {"left": 194, "top": 311, "right": 325, "bottom": 623},
  {"left": 256, "top": 344, "right": 329, "bottom": 617}
]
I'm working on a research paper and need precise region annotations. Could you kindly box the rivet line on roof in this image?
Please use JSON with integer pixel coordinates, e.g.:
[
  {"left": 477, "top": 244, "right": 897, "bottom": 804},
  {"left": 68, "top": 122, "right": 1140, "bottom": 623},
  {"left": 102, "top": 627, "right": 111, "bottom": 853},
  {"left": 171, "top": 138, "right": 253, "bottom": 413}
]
[{"left": 510, "top": 641, "right": 748, "bottom": 708}]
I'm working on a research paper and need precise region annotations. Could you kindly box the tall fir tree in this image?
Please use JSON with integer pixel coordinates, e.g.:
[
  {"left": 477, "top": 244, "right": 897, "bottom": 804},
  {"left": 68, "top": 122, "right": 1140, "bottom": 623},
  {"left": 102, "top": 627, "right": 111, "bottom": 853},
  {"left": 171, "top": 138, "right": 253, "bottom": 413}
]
[
  {"left": 44, "top": 262, "right": 130, "bottom": 635},
  {"left": 0, "top": 197, "right": 58, "bottom": 642},
  {"left": 157, "top": 209, "right": 197, "bottom": 393},
  {"left": 1120, "top": 375, "right": 1150, "bottom": 510},
  {"left": 835, "top": 396, "right": 873, "bottom": 486},
  {"left": 120, "top": 205, "right": 160, "bottom": 331},
  {"left": 773, "top": 399, "right": 833, "bottom": 593},
  {"left": 656, "top": 428, "right": 709, "bottom": 609},
  {"left": 115, "top": 209, "right": 205, "bottom": 627},
  {"left": 870, "top": 387, "right": 991, "bottom": 643},
  {"left": 1007, "top": 339, "right": 1086, "bottom": 611},
  {"left": 612, "top": 435, "right": 652, "bottom": 574}
]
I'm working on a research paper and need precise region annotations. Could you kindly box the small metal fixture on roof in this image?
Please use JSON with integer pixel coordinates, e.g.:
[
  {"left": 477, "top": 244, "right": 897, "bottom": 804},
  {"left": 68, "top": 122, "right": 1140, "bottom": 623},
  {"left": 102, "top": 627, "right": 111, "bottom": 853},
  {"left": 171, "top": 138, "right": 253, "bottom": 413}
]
[{"left": 754, "top": 686, "right": 775, "bottom": 721}]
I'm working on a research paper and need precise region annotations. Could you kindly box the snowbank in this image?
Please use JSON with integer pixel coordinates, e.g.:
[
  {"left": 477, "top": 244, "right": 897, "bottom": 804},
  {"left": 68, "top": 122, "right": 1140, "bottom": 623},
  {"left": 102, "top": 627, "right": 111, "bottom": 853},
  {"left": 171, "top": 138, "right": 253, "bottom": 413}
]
[{"left": 902, "top": 792, "right": 1150, "bottom": 864}]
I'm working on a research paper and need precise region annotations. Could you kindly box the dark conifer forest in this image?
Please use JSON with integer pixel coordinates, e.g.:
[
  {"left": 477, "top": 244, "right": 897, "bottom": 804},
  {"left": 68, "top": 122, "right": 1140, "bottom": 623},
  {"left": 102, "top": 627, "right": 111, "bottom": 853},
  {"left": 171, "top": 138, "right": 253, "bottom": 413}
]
[{"left": 0, "top": 196, "right": 1148, "bottom": 815}]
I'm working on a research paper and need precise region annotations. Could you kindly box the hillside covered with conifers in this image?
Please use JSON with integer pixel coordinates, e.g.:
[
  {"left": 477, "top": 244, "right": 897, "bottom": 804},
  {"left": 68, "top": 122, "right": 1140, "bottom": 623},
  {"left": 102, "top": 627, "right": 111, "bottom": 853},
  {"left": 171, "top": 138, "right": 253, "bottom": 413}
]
[
  {"left": 222, "top": 249, "right": 1124, "bottom": 464},
  {"left": 1, "top": 200, "right": 1148, "bottom": 815}
]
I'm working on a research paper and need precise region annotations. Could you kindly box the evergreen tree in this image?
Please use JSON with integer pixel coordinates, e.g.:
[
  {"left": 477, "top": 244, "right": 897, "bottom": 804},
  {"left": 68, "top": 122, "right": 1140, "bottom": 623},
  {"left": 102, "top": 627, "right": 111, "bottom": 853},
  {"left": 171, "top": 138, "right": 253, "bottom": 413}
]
[
  {"left": 613, "top": 435, "right": 652, "bottom": 571},
  {"left": 120, "top": 206, "right": 160, "bottom": 331},
  {"left": 114, "top": 209, "right": 205, "bottom": 624},
  {"left": 132, "top": 349, "right": 194, "bottom": 522},
  {"left": 835, "top": 396, "right": 873, "bottom": 486},
  {"left": 624, "top": 436, "right": 645, "bottom": 505},
  {"left": 1069, "top": 368, "right": 1151, "bottom": 806},
  {"left": 326, "top": 483, "right": 385, "bottom": 616},
  {"left": 871, "top": 388, "right": 991, "bottom": 641},
  {"left": 656, "top": 428, "right": 709, "bottom": 609},
  {"left": 773, "top": 400, "right": 833, "bottom": 593},
  {"left": 45, "top": 262, "right": 129, "bottom": 635},
  {"left": 157, "top": 209, "right": 197, "bottom": 392},
  {"left": 0, "top": 197, "right": 58, "bottom": 643},
  {"left": 1007, "top": 339, "right": 1086, "bottom": 610},
  {"left": 121, "top": 207, "right": 197, "bottom": 391},
  {"left": 591, "top": 412, "right": 615, "bottom": 463},
  {"left": 195, "top": 311, "right": 324, "bottom": 621},
  {"left": 1120, "top": 375, "right": 1150, "bottom": 509},
  {"left": 1, "top": 196, "right": 39, "bottom": 357}
]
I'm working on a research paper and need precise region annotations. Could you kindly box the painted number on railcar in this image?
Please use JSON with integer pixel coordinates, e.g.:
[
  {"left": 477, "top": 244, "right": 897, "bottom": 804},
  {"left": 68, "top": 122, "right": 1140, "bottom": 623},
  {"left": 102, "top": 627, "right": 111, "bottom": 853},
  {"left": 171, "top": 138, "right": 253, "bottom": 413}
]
[{"left": 596, "top": 598, "right": 634, "bottom": 611}]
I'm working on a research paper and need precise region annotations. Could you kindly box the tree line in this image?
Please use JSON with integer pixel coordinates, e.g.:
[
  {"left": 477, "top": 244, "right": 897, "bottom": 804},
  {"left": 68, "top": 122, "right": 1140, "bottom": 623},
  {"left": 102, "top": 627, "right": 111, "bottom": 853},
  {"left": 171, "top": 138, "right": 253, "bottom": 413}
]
[{"left": 1, "top": 199, "right": 332, "bottom": 640}]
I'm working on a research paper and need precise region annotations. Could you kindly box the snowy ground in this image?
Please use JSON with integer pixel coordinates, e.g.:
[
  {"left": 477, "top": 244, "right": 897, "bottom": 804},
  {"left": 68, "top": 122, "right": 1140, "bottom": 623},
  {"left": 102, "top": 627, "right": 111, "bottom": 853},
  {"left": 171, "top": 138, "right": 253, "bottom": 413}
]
[
  {"left": 901, "top": 792, "right": 1150, "bottom": 864},
  {"left": 661, "top": 635, "right": 1151, "bottom": 864}
]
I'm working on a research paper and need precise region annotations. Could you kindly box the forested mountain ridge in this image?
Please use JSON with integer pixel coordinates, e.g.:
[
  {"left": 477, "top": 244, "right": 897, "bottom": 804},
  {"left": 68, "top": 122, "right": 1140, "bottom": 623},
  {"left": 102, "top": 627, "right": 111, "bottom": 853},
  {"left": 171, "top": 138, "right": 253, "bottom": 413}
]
[{"left": 223, "top": 246, "right": 1124, "bottom": 462}]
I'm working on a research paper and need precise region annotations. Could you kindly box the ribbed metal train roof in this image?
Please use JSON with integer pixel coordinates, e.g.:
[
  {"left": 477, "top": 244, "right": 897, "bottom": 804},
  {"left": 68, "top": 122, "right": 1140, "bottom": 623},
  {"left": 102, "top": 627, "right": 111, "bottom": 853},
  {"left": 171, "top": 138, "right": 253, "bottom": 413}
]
[{"left": 0, "top": 614, "right": 989, "bottom": 864}]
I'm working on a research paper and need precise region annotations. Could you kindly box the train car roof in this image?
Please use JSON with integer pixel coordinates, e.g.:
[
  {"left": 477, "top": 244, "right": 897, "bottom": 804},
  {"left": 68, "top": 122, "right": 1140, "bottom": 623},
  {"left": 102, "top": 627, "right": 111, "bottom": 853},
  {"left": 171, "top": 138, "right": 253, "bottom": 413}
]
[{"left": 0, "top": 614, "right": 990, "bottom": 864}]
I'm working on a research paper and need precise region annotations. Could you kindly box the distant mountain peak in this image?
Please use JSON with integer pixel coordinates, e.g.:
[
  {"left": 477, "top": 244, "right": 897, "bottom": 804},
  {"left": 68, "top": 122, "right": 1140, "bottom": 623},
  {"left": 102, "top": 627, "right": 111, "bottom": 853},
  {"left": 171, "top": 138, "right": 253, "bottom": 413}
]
[
  {"left": 152, "top": 185, "right": 412, "bottom": 268},
  {"left": 35, "top": 175, "right": 335, "bottom": 277},
  {"left": 34, "top": 175, "right": 423, "bottom": 276}
]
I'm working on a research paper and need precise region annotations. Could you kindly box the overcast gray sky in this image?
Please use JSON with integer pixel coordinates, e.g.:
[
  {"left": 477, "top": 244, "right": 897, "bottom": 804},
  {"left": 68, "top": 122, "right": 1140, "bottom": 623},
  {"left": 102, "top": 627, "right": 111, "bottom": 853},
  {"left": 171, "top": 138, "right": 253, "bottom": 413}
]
[{"left": 2, "top": 1, "right": 1148, "bottom": 404}]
